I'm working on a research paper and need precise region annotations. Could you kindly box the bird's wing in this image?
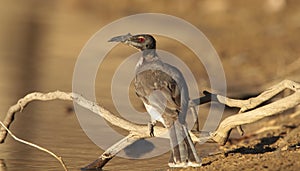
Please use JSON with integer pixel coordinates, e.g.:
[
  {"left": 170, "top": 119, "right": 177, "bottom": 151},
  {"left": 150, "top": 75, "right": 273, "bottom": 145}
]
[{"left": 135, "top": 69, "right": 182, "bottom": 127}]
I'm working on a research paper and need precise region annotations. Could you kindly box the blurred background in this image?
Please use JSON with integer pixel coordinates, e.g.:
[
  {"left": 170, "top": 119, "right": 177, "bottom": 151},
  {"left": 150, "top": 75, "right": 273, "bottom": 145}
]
[{"left": 0, "top": 0, "right": 299, "bottom": 170}]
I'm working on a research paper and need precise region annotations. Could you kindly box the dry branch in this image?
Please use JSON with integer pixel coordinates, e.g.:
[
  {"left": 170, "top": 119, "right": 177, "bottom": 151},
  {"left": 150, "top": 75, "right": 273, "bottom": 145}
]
[
  {"left": 0, "top": 91, "right": 72, "bottom": 143},
  {"left": 210, "top": 80, "right": 300, "bottom": 144},
  {"left": 82, "top": 134, "right": 140, "bottom": 170},
  {"left": 211, "top": 91, "right": 300, "bottom": 144},
  {"left": 0, "top": 80, "right": 299, "bottom": 170},
  {"left": 0, "top": 120, "right": 68, "bottom": 171}
]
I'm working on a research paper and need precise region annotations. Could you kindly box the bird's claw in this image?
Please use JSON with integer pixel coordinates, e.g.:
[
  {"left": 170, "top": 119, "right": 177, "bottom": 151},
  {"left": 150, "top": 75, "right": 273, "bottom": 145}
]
[{"left": 148, "top": 122, "right": 155, "bottom": 137}]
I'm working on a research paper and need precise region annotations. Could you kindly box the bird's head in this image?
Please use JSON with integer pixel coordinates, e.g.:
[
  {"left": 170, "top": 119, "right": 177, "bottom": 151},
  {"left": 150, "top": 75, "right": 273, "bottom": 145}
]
[{"left": 109, "top": 33, "right": 156, "bottom": 51}]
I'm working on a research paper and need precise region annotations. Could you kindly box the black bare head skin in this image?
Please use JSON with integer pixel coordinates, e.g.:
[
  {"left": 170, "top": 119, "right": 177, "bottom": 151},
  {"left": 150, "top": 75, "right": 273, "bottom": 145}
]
[
  {"left": 127, "top": 34, "right": 156, "bottom": 51},
  {"left": 109, "top": 33, "right": 157, "bottom": 57}
]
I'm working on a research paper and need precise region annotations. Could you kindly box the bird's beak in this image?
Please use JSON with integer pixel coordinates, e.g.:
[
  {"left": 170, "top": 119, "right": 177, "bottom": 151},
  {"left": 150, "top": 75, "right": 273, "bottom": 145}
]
[
  {"left": 108, "top": 33, "right": 143, "bottom": 50},
  {"left": 108, "top": 33, "right": 132, "bottom": 43}
]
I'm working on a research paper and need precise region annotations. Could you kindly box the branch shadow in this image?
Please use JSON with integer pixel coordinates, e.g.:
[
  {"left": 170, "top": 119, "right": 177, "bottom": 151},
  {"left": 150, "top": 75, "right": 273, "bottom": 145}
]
[{"left": 226, "top": 136, "right": 281, "bottom": 155}]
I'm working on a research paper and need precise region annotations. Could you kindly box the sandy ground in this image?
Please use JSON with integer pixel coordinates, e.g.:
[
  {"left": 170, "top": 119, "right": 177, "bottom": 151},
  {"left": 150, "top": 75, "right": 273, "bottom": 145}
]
[{"left": 199, "top": 110, "right": 300, "bottom": 171}]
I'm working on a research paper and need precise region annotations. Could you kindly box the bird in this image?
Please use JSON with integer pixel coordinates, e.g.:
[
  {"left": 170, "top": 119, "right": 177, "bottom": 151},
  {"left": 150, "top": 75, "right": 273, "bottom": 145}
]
[{"left": 109, "top": 33, "right": 201, "bottom": 168}]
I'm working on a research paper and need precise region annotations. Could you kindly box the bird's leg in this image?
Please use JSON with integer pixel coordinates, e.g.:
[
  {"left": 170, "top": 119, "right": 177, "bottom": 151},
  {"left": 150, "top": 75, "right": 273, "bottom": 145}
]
[
  {"left": 168, "top": 122, "right": 188, "bottom": 168},
  {"left": 182, "top": 125, "right": 201, "bottom": 167},
  {"left": 168, "top": 125, "right": 183, "bottom": 167},
  {"left": 148, "top": 121, "right": 156, "bottom": 137},
  {"left": 190, "top": 106, "right": 200, "bottom": 132}
]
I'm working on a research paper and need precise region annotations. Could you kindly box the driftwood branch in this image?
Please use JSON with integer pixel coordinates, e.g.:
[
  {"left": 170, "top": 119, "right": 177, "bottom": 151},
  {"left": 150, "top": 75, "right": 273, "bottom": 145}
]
[
  {"left": 0, "top": 80, "right": 300, "bottom": 170},
  {"left": 82, "top": 134, "right": 140, "bottom": 170},
  {"left": 209, "top": 80, "right": 300, "bottom": 145},
  {"left": 0, "top": 120, "right": 68, "bottom": 171},
  {"left": 0, "top": 91, "right": 73, "bottom": 143}
]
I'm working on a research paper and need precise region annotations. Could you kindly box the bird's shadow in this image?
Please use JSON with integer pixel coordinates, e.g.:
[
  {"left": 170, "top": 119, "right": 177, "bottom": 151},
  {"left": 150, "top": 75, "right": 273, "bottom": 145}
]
[{"left": 123, "top": 139, "right": 155, "bottom": 158}]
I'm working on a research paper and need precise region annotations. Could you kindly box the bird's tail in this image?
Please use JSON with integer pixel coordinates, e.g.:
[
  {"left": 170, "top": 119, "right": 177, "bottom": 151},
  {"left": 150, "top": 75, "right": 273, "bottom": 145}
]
[{"left": 168, "top": 120, "right": 202, "bottom": 168}]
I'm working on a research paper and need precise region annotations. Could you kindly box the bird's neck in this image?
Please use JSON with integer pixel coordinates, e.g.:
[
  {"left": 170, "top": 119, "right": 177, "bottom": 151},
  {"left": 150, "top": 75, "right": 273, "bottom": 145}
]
[
  {"left": 135, "top": 49, "right": 159, "bottom": 70},
  {"left": 142, "top": 49, "right": 158, "bottom": 62}
]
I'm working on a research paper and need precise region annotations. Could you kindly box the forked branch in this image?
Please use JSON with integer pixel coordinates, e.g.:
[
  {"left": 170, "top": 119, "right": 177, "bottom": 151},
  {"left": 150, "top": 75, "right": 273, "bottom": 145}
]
[{"left": 208, "top": 80, "right": 300, "bottom": 144}]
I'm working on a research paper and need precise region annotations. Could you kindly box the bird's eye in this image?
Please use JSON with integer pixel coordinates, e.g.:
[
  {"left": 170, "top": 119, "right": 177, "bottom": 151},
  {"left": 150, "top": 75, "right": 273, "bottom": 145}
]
[{"left": 138, "top": 37, "right": 145, "bottom": 43}]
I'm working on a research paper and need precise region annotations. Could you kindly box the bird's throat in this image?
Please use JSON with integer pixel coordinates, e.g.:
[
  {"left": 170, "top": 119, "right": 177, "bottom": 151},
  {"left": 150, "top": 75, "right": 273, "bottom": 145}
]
[{"left": 142, "top": 49, "right": 158, "bottom": 62}]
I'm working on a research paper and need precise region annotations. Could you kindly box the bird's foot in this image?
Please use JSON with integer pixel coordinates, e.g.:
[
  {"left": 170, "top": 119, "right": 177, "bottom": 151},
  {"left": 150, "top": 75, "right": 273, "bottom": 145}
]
[
  {"left": 148, "top": 121, "right": 155, "bottom": 137},
  {"left": 187, "top": 161, "right": 202, "bottom": 167},
  {"left": 168, "top": 161, "right": 202, "bottom": 168},
  {"left": 191, "top": 124, "right": 200, "bottom": 133},
  {"left": 168, "top": 162, "right": 187, "bottom": 168}
]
